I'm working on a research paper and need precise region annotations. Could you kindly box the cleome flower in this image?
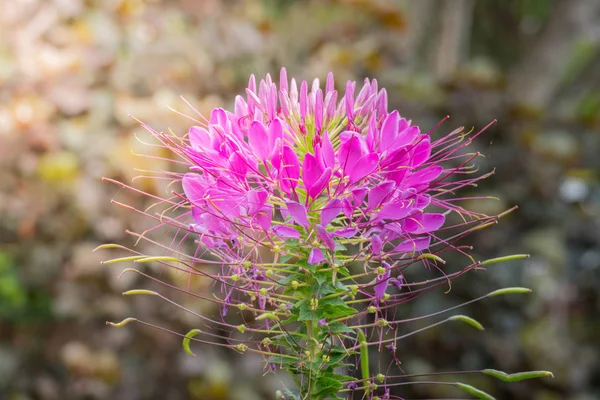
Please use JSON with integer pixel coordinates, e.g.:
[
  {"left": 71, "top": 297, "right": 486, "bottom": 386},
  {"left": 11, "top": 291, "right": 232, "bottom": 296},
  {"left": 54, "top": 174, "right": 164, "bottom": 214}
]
[{"left": 99, "top": 69, "right": 553, "bottom": 400}]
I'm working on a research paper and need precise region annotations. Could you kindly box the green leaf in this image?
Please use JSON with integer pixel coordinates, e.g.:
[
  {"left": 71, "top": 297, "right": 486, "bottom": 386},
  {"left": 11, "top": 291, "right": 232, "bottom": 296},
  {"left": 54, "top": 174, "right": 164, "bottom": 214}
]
[
  {"left": 328, "top": 321, "right": 356, "bottom": 334},
  {"left": 297, "top": 300, "right": 316, "bottom": 321},
  {"left": 455, "top": 383, "right": 496, "bottom": 400},
  {"left": 448, "top": 315, "right": 484, "bottom": 331},
  {"left": 313, "top": 376, "right": 343, "bottom": 400},
  {"left": 487, "top": 287, "right": 532, "bottom": 297},
  {"left": 182, "top": 329, "right": 202, "bottom": 356},
  {"left": 318, "top": 297, "right": 357, "bottom": 319},
  {"left": 482, "top": 369, "right": 554, "bottom": 382}
]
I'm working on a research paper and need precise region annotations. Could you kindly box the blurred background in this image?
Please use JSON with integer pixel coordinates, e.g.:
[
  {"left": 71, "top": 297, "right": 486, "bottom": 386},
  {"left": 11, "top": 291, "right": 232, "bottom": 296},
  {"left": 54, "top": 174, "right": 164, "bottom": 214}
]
[{"left": 1, "top": 0, "right": 599, "bottom": 399}]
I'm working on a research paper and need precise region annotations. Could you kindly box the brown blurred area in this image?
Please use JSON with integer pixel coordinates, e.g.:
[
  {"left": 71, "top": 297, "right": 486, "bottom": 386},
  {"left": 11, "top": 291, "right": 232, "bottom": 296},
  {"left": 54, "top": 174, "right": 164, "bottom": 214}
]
[{"left": 1, "top": 0, "right": 599, "bottom": 399}]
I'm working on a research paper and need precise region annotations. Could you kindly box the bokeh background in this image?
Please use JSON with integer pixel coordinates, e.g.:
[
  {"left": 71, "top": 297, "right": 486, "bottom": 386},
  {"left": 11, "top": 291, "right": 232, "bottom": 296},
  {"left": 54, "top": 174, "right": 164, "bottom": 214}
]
[{"left": 1, "top": 0, "right": 599, "bottom": 399}]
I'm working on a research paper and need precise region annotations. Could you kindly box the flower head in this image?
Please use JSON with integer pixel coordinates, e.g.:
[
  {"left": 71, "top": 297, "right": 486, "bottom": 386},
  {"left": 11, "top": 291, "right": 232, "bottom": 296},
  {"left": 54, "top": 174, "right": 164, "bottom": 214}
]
[{"left": 102, "top": 68, "right": 551, "bottom": 399}]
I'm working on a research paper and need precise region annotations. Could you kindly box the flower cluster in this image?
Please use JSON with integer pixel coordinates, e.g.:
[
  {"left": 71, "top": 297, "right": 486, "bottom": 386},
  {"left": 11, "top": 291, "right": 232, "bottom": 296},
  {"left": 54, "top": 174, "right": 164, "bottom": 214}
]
[{"left": 101, "top": 69, "right": 552, "bottom": 399}]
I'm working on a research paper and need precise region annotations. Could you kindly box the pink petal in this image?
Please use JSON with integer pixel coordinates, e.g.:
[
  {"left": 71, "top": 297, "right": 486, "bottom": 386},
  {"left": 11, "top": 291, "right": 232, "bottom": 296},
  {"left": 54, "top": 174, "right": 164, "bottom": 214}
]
[
  {"left": 268, "top": 118, "right": 284, "bottom": 150},
  {"left": 352, "top": 187, "right": 367, "bottom": 206},
  {"left": 302, "top": 153, "right": 322, "bottom": 189},
  {"left": 367, "top": 181, "right": 396, "bottom": 211},
  {"left": 374, "top": 262, "right": 391, "bottom": 301},
  {"left": 348, "top": 152, "right": 379, "bottom": 184},
  {"left": 228, "top": 151, "right": 249, "bottom": 177},
  {"left": 247, "top": 190, "right": 268, "bottom": 215},
  {"left": 380, "top": 110, "right": 399, "bottom": 150},
  {"left": 307, "top": 167, "right": 331, "bottom": 199},
  {"left": 273, "top": 225, "right": 300, "bottom": 239},
  {"left": 316, "top": 224, "right": 336, "bottom": 251},
  {"left": 411, "top": 136, "right": 431, "bottom": 166},
  {"left": 338, "top": 132, "right": 367, "bottom": 175},
  {"left": 308, "top": 248, "right": 326, "bottom": 265},
  {"left": 403, "top": 166, "right": 443, "bottom": 188},
  {"left": 287, "top": 201, "right": 309, "bottom": 228},
  {"left": 403, "top": 213, "right": 445, "bottom": 234},
  {"left": 377, "top": 200, "right": 413, "bottom": 220},
  {"left": 182, "top": 173, "right": 206, "bottom": 206},
  {"left": 392, "top": 125, "right": 419, "bottom": 149},
  {"left": 333, "top": 226, "right": 357, "bottom": 238},
  {"left": 320, "top": 199, "right": 341, "bottom": 227},
  {"left": 371, "top": 234, "right": 382, "bottom": 255},
  {"left": 189, "top": 126, "right": 211, "bottom": 151},
  {"left": 248, "top": 121, "right": 269, "bottom": 160},
  {"left": 394, "top": 237, "right": 431, "bottom": 252},
  {"left": 279, "top": 145, "right": 300, "bottom": 194}
]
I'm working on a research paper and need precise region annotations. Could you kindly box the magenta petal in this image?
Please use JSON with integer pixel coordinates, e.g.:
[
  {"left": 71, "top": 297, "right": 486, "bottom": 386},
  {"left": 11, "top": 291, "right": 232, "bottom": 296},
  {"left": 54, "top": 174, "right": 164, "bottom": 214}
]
[
  {"left": 342, "top": 198, "right": 353, "bottom": 219},
  {"left": 287, "top": 201, "right": 309, "bottom": 227},
  {"left": 320, "top": 132, "right": 335, "bottom": 170},
  {"left": 302, "top": 153, "right": 322, "bottom": 189},
  {"left": 247, "top": 190, "right": 268, "bottom": 215},
  {"left": 403, "top": 166, "right": 443, "bottom": 188},
  {"left": 349, "top": 152, "right": 379, "bottom": 184},
  {"left": 308, "top": 248, "right": 326, "bottom": 265},
  {"left": 367, "top": 181, "right": 396, "bottom": 211},
  {"left": 404, "top": 213, "right": 445, "bottom": 234},
  {"left": 352, "top": 187, "right": 367, "bottom": 206},
  {"left": 320, "top": 199, "right": 341, "bottom": 227},
  {"left": 316, "top": 225, "right": 336, "bottom": 251},
  {"left": 394, "top": 237, "right": 431, "bottom": 252},
  {"left": 371, "top": 234, "right": 382, "bottom": 255},
  {"left": 333, "top": 226, "right": 357, "bottom": 238},
  {"left": 392, "top": 125, "right": 419, "bottom": 148},
  {"left": 308, "top": 167, "right": 331, "bottom": 198},
  {"left": 248, "top": 121, "right": 269, "bottom": 160},
  {"left": 273, "top": 225, "right": 300, "bottom": 239},
  {"left": 411, "top": 136, "right": 431, "bottom": 166},
  {"left": 338, "top": 133, "right": 367, "bottom": 174},
  {"left": 374, "top": 262, "right": 391, "bottom": 302},
  {"left": 268, "top": 118, "right": 284, "bottom": 150},
  {"left": 254, "top": 209, "right": 272, "bottom": 232},
  {"left": 380, "top": 110, "right": 399, "bottom": 150},
  {"left": 182, "top": 173, "right": 206, "bottom": 206},
  {"left": 377, "top": 200, "right": 413, "bottom": 220},
  {"left": 228, "top": 151, "right": 249, "bottom": 177},
  {"left": 280, "top": 145, "right": 300, "bottom": 193},
  {"left": 189, "top": 126, "right": 211, "bottom": 151}
]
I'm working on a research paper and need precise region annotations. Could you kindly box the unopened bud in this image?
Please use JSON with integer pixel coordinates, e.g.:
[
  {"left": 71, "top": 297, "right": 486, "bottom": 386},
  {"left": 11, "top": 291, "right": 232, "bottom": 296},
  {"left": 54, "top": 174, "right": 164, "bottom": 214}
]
[
  {"left": 368, "top": 306, "right": 377, "bottom": 314},
  {"left": 291, "top": 280, "right": 299, "bottom": 290},
  {"left": 378, "top": 319, "right": 389, "bottom": 327},
  {"left": 237, "top": 325, "right": 246, "bottom": 333},
  {"left": 235, "top": 343, "right": 247, "bottom": 352},
  {"left": 376, "top": 373, "right": 385, "bottom": 382}
]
